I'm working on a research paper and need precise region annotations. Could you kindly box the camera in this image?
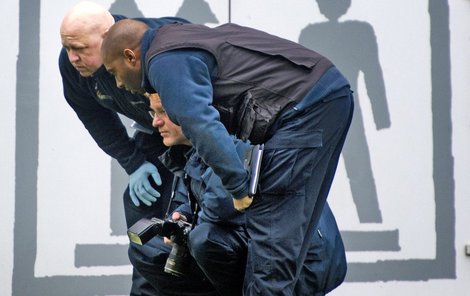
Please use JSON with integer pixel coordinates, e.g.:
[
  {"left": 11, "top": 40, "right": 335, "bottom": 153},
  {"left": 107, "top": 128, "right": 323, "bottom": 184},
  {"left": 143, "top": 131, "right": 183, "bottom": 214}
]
[{"left": 127, "top": 217, "right": 192, "bottom": 276}]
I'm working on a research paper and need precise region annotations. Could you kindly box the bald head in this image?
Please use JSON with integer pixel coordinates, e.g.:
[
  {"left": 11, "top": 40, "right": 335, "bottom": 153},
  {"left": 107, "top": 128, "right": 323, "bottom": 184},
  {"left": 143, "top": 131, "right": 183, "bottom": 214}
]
[
  {"left": 60, "top": 1, "right": 115, "bottom": 76},
  {"left": 61, "top": 1, "right": 114, "bottom": 38},
  {"left": 101, "top": 19, "right": 149, "bottom": 65}
]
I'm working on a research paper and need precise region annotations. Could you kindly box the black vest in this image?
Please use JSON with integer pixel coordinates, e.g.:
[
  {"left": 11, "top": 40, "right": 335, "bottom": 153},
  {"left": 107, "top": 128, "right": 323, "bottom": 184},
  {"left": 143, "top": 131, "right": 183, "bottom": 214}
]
[{"left": 146, "top": 23, "right": 333, "bottom": 143}]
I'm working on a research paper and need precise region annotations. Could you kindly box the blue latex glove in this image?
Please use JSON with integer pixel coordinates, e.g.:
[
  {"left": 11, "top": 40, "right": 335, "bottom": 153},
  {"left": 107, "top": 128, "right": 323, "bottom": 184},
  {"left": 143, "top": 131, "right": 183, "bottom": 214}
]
[{"left": 129, "top": 161, "right": 162, "bottom": 206}]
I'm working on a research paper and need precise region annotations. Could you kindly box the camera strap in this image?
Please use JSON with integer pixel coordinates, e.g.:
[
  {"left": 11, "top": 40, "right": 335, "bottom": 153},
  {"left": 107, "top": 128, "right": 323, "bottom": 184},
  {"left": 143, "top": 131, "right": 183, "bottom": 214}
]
[
  {"left": 183, "top": 174, "right": 199, "bottom": 230},
  {"left": 164, "top": 177, "right": 179, "bottom": 218}
]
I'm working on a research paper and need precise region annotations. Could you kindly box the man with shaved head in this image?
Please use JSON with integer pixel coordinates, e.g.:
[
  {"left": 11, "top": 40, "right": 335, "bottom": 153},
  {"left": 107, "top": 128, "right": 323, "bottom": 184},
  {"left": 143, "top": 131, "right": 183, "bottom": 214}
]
[
  {"left": 60, "top": 1, "right": 115, "bottom": 77},
  {"left": 59, "top": 2, "right": 217, "bottom": 296},
  {"left": 102, "top": 18, "right": 353, "bottom": 296}
]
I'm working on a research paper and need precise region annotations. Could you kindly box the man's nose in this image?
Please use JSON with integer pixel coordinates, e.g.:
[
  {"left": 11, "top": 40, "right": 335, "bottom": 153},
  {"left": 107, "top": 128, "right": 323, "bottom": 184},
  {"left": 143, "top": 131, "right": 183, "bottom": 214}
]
[
  {"left": 152, "top": 116, "right": 164, "bottom": 129},
  {"left": 67, "top": 50, "right": 79, "bottom": 62}
]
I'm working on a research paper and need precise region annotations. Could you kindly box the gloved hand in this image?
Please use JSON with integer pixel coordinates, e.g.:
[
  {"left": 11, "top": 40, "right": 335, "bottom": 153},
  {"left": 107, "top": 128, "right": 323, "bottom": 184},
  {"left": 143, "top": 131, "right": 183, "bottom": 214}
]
[{"left": 129, "top": 161, "right": 162, "bottom": 206}]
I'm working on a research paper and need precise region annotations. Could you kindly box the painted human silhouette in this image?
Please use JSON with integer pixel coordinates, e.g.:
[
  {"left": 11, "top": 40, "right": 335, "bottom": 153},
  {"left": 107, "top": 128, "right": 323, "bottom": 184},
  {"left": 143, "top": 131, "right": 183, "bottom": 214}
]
[
  {"left": 176, "top": 0, "right": 219, "bottom": 24},
  {"left": 299, "top": 0, "right": 390, "bottom": 223},
  {"left": 110, "top": 0, "right": 144, "bottom": 18}
]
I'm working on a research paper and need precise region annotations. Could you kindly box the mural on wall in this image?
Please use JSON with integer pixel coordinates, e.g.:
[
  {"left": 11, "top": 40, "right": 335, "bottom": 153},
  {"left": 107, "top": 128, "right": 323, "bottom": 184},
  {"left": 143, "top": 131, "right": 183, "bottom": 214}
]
[
  {"left": 176, "top": 0, "right": 219, "bottom": 24},
  {"left": 299, "top": 0, "right": 399, "bottom": 258},
  {"left": 297, "top": 0, "right": 454, "bottom": 282},
  {"left": 300, "top": 0, "right": 390, "bottom": 226},
  {"left": 12, "top": 0, "right": 455, "bottom": 295}
]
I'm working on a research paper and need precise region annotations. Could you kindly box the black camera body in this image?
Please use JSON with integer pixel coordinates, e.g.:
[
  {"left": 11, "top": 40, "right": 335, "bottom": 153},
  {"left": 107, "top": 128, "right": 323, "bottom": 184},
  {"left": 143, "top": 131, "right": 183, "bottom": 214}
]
[{"left": 127, "top": 217, "right": 192, "bottom": 276}]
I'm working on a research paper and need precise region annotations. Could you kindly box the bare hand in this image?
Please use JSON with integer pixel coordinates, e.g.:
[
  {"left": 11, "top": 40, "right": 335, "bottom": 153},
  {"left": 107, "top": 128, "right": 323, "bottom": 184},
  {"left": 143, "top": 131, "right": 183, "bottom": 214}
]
[
  {"left": 171, "top": 212, "right": 187, "bottom": 222},
  {"left": 233, "top": 195, "right": 253, "bottom": 212},
  {"left": 164, "top": 212, "right": 187, "bottom": 245}
]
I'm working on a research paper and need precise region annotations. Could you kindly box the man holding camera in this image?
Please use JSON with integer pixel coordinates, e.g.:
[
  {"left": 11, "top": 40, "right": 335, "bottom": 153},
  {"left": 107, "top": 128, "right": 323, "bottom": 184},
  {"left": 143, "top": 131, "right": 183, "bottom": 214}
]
[{"left": 127, "top": 94, "right": 347, "bottom": 296}]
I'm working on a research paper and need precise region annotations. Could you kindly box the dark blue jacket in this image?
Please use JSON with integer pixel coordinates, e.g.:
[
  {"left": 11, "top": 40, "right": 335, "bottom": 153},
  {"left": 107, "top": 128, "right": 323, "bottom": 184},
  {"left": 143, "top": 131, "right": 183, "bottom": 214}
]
[
  {"left": 159, "top": 139, "right": 250, "bottom": 226},
  {"left": 58, "top": 15, "right": 188, "bottom": 174}
]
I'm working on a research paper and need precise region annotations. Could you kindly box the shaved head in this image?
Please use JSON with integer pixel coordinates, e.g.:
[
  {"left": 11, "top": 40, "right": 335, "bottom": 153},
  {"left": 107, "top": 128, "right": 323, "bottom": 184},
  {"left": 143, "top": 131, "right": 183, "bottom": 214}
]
[
  {"left": 60, "top": 1, "right": 114, "bottom": 39},
  {"left": 101, "top": 19, "right": 149, "bottom": 64},
  {"left": 101, "top": 19, "right": 149, "bottom": 93},
  {"left": 60, "top": 1, "right": 115, "bottom": 76}
]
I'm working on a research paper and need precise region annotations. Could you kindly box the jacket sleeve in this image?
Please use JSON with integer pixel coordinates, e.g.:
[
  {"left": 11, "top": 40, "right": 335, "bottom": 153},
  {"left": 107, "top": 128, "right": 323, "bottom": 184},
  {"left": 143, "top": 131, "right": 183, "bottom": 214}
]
[
  {"left": 58, "top": 49, "right": 146, "bottom": 174},
  {"left": 148, "top": 50, "right": 250, "bottom": 199}
]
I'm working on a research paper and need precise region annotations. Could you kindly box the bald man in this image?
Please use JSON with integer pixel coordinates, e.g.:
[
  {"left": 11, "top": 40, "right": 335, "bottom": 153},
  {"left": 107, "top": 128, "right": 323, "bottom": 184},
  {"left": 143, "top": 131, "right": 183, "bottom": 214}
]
[{"left": 59, "top": 2, "right": 216, "bottom": 296}]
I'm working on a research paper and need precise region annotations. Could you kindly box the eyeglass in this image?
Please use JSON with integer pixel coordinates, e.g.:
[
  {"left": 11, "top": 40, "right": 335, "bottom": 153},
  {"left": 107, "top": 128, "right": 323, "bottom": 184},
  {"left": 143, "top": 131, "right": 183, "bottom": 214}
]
[{"left": 148, "top": 109, "right": 167, "bottom": 120}]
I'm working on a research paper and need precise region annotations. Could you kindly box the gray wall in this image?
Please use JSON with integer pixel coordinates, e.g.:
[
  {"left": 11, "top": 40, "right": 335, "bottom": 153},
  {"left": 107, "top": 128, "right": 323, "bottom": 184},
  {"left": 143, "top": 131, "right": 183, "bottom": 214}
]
[{"left": 1, "top": 0, "right": 470, "bottom": 295}]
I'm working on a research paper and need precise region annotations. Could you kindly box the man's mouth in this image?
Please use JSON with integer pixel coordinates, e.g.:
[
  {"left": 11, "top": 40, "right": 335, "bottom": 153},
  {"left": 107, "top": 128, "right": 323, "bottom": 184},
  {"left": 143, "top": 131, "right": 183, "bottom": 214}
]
[
  {"left": 74, "top": 65, "right": 89, "bottom": 74},
  {"left": 73, "top": 64, "right": 85, "bottom": 70}
]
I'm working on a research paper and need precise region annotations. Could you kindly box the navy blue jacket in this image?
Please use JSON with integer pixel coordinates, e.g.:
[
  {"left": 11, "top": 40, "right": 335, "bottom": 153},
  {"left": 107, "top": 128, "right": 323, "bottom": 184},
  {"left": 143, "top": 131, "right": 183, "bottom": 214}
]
[
  {"left": 58, "top": 15, "right": 188, "bottom": 174},
  {"left": 159, "top": 139, "right": 250, "bottom": 226}
]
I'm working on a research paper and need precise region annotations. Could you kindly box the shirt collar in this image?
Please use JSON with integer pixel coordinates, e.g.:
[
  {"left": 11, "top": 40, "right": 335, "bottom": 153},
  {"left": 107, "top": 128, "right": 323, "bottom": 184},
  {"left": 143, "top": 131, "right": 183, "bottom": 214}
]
[{"left": 140, "top": 28, "right": 158, "bottom": 93}]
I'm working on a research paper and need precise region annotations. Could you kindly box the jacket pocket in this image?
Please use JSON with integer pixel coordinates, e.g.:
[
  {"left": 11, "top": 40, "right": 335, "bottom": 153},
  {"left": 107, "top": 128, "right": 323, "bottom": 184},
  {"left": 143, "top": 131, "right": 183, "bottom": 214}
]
[
  {"left": 236, "top": 91, "right": 282, "bottom": 144},
  {"left": 259, "top": 130, "right": 323, "bottom": 195}
]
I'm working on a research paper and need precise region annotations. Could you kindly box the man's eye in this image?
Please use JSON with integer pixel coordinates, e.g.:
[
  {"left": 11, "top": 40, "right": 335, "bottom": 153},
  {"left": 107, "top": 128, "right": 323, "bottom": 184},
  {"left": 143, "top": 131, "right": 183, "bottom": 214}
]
[{"left": 70, "top": 46, "right": 86, "bottom": 52}]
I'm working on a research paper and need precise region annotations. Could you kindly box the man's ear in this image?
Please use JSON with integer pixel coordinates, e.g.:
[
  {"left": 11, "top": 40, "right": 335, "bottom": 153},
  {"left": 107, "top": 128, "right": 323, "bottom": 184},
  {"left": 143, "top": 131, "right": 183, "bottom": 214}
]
[
  {"left": 123, "top": 48, "right": 137, "bottom": 64},
  {"left": 101, "top": 29, "right": 109, "bottom": 39}
]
